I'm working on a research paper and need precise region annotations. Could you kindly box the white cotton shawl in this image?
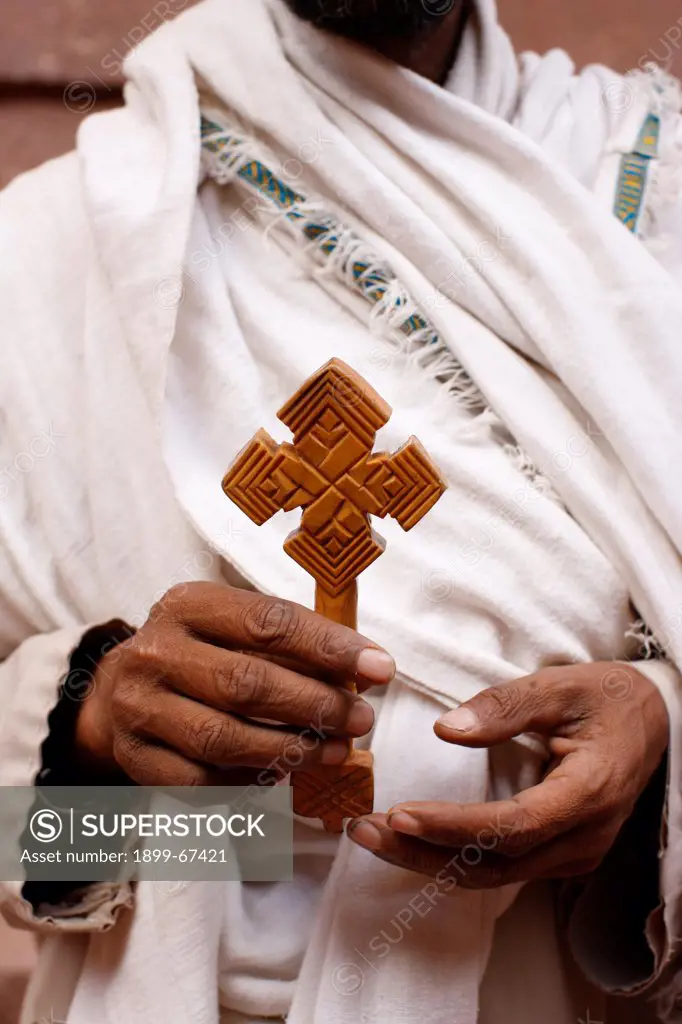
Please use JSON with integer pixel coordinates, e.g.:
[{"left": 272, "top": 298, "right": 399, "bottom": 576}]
[{"left": 38, "top": 0, "right": 682, "bottom": 1021}]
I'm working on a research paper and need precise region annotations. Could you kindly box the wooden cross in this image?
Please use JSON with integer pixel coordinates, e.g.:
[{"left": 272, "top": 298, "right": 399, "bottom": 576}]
[{"left": 222, "top": 359, "right": 446, "bottom": 832}]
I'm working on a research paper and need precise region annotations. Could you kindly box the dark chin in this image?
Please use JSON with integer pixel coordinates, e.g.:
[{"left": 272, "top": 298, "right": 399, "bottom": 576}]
[{"left": 284, "top": 0, "right": 448, "bottom": 44}]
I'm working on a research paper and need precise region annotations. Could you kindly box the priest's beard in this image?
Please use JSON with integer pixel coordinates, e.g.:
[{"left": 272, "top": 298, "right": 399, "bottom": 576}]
[{"left": 283, "top": 0, "right": 459, "bottom": 45}]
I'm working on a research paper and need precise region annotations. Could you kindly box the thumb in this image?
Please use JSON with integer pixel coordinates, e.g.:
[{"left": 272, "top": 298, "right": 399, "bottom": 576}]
[{"left": 435, "top": 672, "right": 578, "bottom": 747}]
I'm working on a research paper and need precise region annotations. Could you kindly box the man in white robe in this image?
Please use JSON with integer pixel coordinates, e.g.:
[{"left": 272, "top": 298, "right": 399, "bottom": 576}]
[{"left": 1, "top": 0, "right": 682, "bottom": 1021}]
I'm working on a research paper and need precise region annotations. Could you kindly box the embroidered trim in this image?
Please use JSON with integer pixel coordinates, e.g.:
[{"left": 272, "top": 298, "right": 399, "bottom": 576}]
[
  {"left": 201, "top": 113, "right": 560, "bottom": 497},
  {"left": 201, "top": 115, "right": 455, "bottom": 386},
  {"left": 201, "top": 111, "right": 670, "bottom": 653},
  {"left": 632, "top": 66, "right": 682, "bottom": 263},
  {"left": 614, "top": 111, "right": 660, "bottom": 233}
]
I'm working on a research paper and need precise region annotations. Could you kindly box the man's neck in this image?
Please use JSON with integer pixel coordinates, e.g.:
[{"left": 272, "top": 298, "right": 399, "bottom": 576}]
[{"left": 372, "top": 4, "right": 471, "bottom": 85}]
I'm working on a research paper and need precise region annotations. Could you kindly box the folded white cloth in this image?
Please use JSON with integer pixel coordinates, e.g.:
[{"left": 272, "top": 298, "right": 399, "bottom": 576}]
[
  {"left": 157, "top": 1, "right": 682, "bottom": 1020},
  {"left": 0, "top": 0, "right": 680, "bottom": 1020}
]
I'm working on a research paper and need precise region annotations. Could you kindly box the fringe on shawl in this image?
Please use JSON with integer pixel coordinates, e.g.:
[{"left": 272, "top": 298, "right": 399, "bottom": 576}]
[
  {"left": 626, "top": 616, "right": 671, "bottom": 662},
  {"left": 200, "top": 108, "right": 669, "bottom": 655},
  {"left": 200, "top": 110, "right": 551, "bottom": 462}
]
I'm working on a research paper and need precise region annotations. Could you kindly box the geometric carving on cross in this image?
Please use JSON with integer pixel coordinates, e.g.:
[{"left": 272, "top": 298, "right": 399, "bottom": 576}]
[
  {"left": 223, "top": 358, "right": 447, "bottom": 596},
  {"left": 222, "top": 358, "right": 447, "bottom": 833}
]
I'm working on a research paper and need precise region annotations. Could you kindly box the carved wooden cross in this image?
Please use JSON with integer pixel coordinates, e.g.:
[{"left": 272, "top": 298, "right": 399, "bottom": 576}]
[{"left": 222, "top": 359, "right": 446, "bottom": 832}]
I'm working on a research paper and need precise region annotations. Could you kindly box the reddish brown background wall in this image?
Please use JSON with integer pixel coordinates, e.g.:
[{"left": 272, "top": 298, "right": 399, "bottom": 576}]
[{"left": 2, "top": 0, "right": 682, "bottom": 189}]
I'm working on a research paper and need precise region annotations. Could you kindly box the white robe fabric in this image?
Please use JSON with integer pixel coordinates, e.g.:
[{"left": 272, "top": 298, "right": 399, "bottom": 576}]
[
  {"left": 169, "top": 5, "right": 682, "bottom": 1019},
  {"left": 166, "top": 134, "right": 636, "bottom": 1024},
  {"left": 155, "top": 3, "right": 682, "bottom": 1020},
  {"left": 0, "top": 0, "right": 681, "bottom": 1021}
]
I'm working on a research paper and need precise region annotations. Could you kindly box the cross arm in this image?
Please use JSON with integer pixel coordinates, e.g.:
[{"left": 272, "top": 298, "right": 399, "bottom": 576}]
[
  {"left": 222, "top": 428, "right": 327, "bottom": 526},
  {"left": 346, "top": 437, "right": 447, "bottom": 531}
]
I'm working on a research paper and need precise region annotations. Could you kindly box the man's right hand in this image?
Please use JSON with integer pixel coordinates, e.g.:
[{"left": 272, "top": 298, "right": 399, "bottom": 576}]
[{"left": 75, "top": 582, "right": 395, "bottom": 786}]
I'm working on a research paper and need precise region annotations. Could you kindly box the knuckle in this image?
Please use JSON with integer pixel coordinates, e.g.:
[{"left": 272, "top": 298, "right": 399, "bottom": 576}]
[
  {"left": 178, "top": 762, "right": 209, "bottom": 787},
  {"left": 280, "top": 736, "right": 307, "bottom": 767},
  {"left": 312, "top": 625, "right": 353, "bottom": 669},
  {"left": 315, "top": 687, "right": 346, "bottom": 731},
  {"left": 113, "top": 732, "right": 145, "bottom": 775},
  {"left": 501, "top": 806, "right": 545, "bottom": 856},
  {"left": 224, "top": 657, "right": 271, "bottom": 710},
  {"left": 297, "top": 727, "right": 325, "bottom": 756},
  {"left": 484, "top": 684, "right": 522, "bottom": 719},
  {"left": 189, "top": 717, "right": 234, "bottom": 765},
  {"left": 296, "top": 683, "right": 344, "bottom": 734},
  {"left": 150, "top": 580, "right": 211, "bottom": 623},
  {"left": 111, "top": 679, "right": 145, "bottom": 725},
  {"left": 150, "top": 583, "right": 189, "bottom": 621},
  {"left": 580, "top": 765, "right": 615, "bottom": 809},
  {"left": 502, "top": 829, "right": 540, "bottom": 858},
  {"left": 126, "top": 632, "right": 168, "bottom": 674},
  {"left": 243, "top": 598, "right": 299, "bottom": 648}
]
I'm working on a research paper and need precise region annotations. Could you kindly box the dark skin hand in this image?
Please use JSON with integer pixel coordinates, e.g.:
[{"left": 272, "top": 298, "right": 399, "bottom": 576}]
[
  {"left": 75, "top": 582, "right": 395, "bottom": 786},
  {"left": 348, "top": 663, "right": 669, "bottom": 886}
]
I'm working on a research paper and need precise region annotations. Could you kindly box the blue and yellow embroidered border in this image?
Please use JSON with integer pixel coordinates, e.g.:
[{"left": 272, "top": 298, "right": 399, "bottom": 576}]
[
  {"left": 614, "top": 112, "right": 660, "bottom": 233},
  {"left": 200, "top": 115, "right": 437, "bottom": 349}
]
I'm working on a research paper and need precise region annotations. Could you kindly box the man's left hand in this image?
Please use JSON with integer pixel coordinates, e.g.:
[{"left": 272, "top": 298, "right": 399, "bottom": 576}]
[{"left": 347, "top": 662, "right": 669, "bottom": 887}]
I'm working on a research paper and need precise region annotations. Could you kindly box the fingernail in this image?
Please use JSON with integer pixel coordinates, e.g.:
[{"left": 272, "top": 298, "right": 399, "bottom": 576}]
[
  {"left": 320, "top": 739, "right": 350, "bottom": 765},
  {"left": 438, "top": 707, "right": 478, "bottom": 732},
  {"left": 387, "top": 811, "right": 421, "bottom": 836},
  {"left": 347, "top": 820, "right": 382, "bottom": 851},
  {"left": 346, "top": 699, "right": 375, "bottom": 736},
  {"left": 357, "top": 648, "right": 396, "bottom": 684}
]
